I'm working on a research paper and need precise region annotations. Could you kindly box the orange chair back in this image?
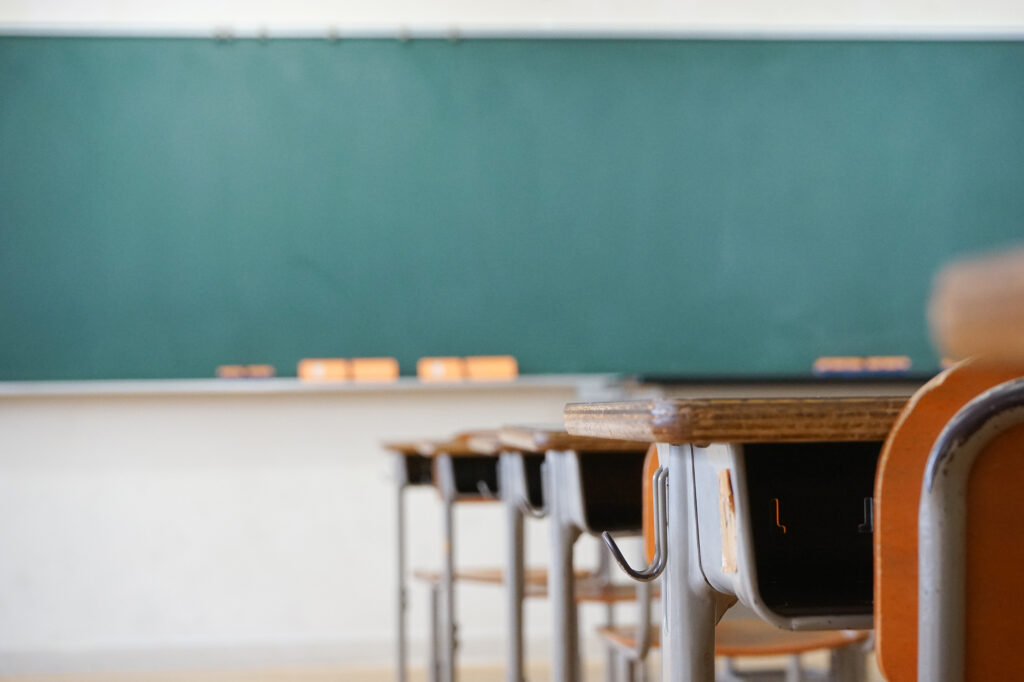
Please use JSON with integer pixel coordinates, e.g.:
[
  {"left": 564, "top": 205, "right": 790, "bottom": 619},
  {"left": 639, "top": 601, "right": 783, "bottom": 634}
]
[{"left": 875, "top": 360, "right": 1024, "bottom": 680}]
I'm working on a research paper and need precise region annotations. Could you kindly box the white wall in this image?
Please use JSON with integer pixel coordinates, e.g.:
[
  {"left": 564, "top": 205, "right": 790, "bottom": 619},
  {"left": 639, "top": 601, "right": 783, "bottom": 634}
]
[
  {"left": 2, "top": 0, "right": 1023, "bottom": 33},
  {"left": 0, "top": 381, "right": 630, "bottom": 674}
]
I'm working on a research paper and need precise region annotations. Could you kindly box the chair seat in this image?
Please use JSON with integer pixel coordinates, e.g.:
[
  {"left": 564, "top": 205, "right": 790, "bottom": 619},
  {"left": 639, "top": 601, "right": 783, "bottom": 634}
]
[
  {"left": 569, "top": 580, "right": 661, "bottom": 604},
  {"left": 412, "top": 568, "right": 655, "bottom": 603},
  {"left": 412, "top": 566, "right": 593, "bottom": 586},
  {"left": 596, "top": 619, "right": 868, "bottom": 657}
]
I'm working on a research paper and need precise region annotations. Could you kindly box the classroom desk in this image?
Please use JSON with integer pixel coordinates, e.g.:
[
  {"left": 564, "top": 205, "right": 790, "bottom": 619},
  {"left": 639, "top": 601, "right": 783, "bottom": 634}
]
[
  {"left": 470, "top": 432, "right": 544, "bottom": 682},
  {"left": 564, "top": 394, "right": 910, "bottom": 682},
  {"left": 415, "top": 433, "right": 504, "bottom": 682},
  {"left": 499, "top": 426, "right": 651, "bottom": 682},
  {"left": 385, "top": 434, "right": 504, "bottom": 682},
  {"left": 383, "top": 441, "right": 436, "bottom": 682}
]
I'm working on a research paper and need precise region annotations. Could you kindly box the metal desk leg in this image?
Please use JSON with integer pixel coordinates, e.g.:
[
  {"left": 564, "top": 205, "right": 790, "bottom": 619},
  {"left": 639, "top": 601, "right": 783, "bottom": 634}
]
[
  {"left": 548, "top": 451, "right": 583, "bottom": 682},
  {"left": 429, "top": 582, "right": 441, "bottom": 682},
  {"left": 828, "top": 641, "right": 865, "bottom": 682},
  {"left": 661, "top": 443, "right": 717, "bottom": 682},
  {"left": 597, "top": 547, "right": 616, "bottom": 682},
  {"left": 439, "top": 455, "right": 458, "bottom": 682},
  {"left": 395, "top": 456, "right": 409, "bottom": 682},
  {"left": 501, "top": 455, "right": 527, "bottom": 682}
]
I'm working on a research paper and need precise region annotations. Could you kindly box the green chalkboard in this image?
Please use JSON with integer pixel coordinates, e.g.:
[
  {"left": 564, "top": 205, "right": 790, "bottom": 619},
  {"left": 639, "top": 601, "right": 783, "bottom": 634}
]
[{"left": 1, "top": 37, "right": 1022, "bottom": 380}]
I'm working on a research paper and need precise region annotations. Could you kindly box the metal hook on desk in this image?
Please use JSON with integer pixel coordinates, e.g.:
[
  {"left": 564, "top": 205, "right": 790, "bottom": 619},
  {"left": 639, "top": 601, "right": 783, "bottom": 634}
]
[
  {"left": 516, "top": 458, "right": 548, "bottom": 518},
  {"left": 601, "top": 467, "right": 668, "bottom": 582},
  {"left": 476, "top": 480, "right": 499, "bottom": 499},
  {"left": 518, "top": 492, "right": 547, "bottom": 519},
  {"left": 519, "top": 459, "right": 550, "bottom": 518}
]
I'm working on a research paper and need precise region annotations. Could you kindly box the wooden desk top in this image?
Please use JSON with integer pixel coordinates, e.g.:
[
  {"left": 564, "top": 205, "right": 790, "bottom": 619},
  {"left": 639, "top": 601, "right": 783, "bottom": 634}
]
[
  {"left": 498, "top": 425, "right": 650, "bottom": 453},
  {"left": 465, "top": 433, "right": 502, "bottom": 455},
  {"left": 564, "top": 396, "right": 908, "bottom": 444},
  {"left": 415, "top": 430, "right": 500, "bottom": 457},
  {"left": 381, "top": 441, "right": 423, "bottom": 456},
  {"left": 382, "top": 430, "right": 500, "bottom": 457}
]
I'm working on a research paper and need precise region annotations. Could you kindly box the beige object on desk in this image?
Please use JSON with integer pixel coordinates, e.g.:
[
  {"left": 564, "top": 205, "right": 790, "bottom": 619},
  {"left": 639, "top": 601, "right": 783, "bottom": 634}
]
[{"left": 929, "top": 246, "right": 1024, "bottom": 364}]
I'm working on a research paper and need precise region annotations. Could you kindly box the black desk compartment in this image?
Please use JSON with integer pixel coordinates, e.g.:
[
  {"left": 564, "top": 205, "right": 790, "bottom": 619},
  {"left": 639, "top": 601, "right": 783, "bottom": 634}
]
[
  {"left": 743, "top": 441, "right": 881, "bottom": 618},
  {"left": 404, "top": 454, "right": 434, "bottom": 486},
  {"left": 579, "top": 450, "right": 646, "bottom": 533},
  {"left": 451, "top": 456, "right": 500, "bottom": 497}
]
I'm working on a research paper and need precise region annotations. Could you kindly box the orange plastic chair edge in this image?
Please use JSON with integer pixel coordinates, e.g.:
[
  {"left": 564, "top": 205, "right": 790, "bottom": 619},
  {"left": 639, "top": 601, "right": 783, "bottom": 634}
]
[
  {"left": 642, "top": 444, "right": 659, "bottom": 564},
  {"left": 874, "top": 359, "right": 1024, "bottom": 681}
]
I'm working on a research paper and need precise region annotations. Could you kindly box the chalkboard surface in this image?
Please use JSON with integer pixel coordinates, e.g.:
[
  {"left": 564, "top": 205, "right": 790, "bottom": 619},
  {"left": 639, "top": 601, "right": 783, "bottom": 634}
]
[{"left": 1, "top": 37, "right": 1022, "bottom": 380}]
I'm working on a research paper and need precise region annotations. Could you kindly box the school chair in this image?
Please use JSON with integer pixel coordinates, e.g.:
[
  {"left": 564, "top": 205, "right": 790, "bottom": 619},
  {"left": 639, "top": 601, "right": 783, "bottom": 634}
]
[{"left": 874, "top": 362, "right": 1024, "bottom": 681}]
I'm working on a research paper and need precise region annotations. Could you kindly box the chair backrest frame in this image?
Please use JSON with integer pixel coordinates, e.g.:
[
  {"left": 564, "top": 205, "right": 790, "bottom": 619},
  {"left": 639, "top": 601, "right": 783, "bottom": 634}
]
[{"left": 917, "top": 378, "right": 1024, "bottom": 681}]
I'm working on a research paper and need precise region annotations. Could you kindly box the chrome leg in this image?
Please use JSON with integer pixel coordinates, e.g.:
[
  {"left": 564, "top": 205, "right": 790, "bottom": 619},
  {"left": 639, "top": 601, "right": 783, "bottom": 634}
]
[
  {"left": 785, "top": 654, "right": 803, "bottom": 682},
  {"left": 548, "top": 452, "right": 583, "bottom": 682},
  {"left": 395, "top": 457, "right": 408, "bottom": 682},
  {"left": 428, "top": 582, "right": 441, "bottom": 682},
  {"left": 442, "top": 495, "right": 457, "bottom": 682},
  {"left": 503, "top": 455, "right": 526, "bottom": 682},
  {"left": 828, "top": 642, "right": 865, "bottom": 682},
  {"left": 661, "top": 444, "right": 717, "bottom": 682}
]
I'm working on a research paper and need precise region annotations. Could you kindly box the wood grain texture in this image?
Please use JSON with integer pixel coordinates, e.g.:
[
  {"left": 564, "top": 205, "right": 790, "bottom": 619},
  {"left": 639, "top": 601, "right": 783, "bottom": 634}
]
[
  {"left": 498, "top": 425, "right": 649, "bottom": 453},
  {"left": 874, "top": 360, "right": 1024, "bottom": 682},
  {"left": 564, "top": 397, "right": 907, "bottom": 444},
  {"left": 929, "top": 247, "right": 1024, "bottom": 364},
  {"left": 596, "top": 620, "right": 869, "bottom": 657}
]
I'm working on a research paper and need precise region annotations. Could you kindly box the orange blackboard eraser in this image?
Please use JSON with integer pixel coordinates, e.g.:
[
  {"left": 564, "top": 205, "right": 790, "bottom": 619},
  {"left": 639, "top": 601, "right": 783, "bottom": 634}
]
[
  {"left": 813, "top": 356, "right": 911, "bottom": 376},
  {"left": 297, "top": 358, "right": 352, "bottom": 381},
  {"left": 217, "top": 364, "right": 276, "bottom": 378},
  {"left": 464, "top": 355, "right": 518, "bottom": 381},
  {"left": 417, "top": 357, "right": 466, "bottom": 382},
  {"left": 246, "top": 364, "right": 276, "bottom": 378},
  {"left": 351, "top": 357, "right": 400, "bottom": 382},
  {"left": 863, "top": 356, "right": 912, "bottom": 373},
  {"left": 812, "top": 356, "right": 865, "bottom": 375}
]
